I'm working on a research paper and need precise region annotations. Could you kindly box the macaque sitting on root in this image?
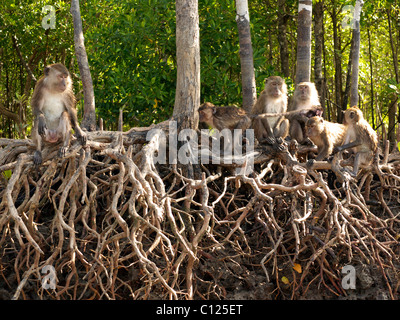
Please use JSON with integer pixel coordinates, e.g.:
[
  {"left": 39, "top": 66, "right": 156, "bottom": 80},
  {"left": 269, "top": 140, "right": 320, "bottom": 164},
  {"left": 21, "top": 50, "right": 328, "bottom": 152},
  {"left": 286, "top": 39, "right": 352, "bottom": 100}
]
[
  {"left": 31, "top": 63, "right": 87, "bottom": 165},
  {"left": 251, "top": 76, "right": 289, "bottom": 151},
  {"left": 288, "top": 82, "right": 323, "bottom": 144},
  {"left": 333, "top": 107, "right": 378, "bottom": 177},
  {"left": 305, "top": 116, "right": 346, "bottom": 162}
]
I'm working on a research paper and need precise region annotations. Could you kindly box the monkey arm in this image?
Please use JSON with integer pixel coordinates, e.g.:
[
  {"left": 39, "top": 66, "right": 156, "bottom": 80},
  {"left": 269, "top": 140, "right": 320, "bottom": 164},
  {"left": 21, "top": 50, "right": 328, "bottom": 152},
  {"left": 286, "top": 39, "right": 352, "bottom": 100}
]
[
  {"left": 333, "top": 140, "right": 361, "bottom": 153},
  {"left": 37, "top": 115, "right": 47, "bottom": 136},
  {"left": 315, "top": 144, "right": 331, "bottom": 161},
  {"left": 64, "top": 103, "right": 87, "bottom": 145},
  {"left": 234, "top": 116, "right": 252, "bottom": 131},
  {"left": 258, "top": 115, "right": 277, "bottom": 144},
  {"left": 290, "top": 113, "right": 309, "bottom": 123}
]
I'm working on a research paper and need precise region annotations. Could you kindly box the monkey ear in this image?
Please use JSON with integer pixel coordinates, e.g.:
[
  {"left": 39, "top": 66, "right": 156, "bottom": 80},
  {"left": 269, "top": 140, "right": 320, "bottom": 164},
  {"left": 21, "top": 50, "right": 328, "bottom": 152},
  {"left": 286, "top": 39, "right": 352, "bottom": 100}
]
[{"left": 44, "top": 67, "right": 51, "bottom": 76}]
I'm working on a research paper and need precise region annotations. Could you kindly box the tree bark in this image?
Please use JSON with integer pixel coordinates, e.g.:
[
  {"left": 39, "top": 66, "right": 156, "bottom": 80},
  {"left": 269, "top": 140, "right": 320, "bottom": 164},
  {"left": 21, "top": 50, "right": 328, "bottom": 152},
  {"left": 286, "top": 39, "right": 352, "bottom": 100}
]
[
  {"left": 173, "top": 0, "right": 200, "bottom": 131},
  {"left": 342, "top": 34, "right": 354, "bottom": 112},
  {"left": 295, "top": 0, "right": 312, "bottom": 85},
  {"left": 387, "top": 7, "right": 399, "bottom": 147},
  {"left": 314, "top": 0, "right": 325, "bottom": 115},
  {"left": 235, "top": 0, "right": 256, "bottom": 112},
  {"left": 331, "top": 2, "right": 343, "bottom": 122},
  {"left": 349, "top": 0, "right": 364, "bottom": 108},
  {"left": 367, "top": 27, "right": 375, "bottom": 129},
  {"left": 70, "top": 0, "right": 96, "bottom": 131},
  {"left": 277, "top": 0, "right": 290, "bottom": 78}
]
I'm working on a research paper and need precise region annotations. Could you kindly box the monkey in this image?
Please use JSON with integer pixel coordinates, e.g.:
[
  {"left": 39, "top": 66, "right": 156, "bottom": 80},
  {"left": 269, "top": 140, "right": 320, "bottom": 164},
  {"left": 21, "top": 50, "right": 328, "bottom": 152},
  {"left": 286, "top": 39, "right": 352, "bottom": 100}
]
[
  {"left": 198, "top": 102, "right": 251, "bottom": 131},
  {"left": 198, "top": 102, "right": 255, "bottom": 155},
  {"left": 250, "top": 76, "right": 289, "bottom": 150},
  {"left": 305, "top": 116, "right": 346, "bottom": 161},
  {"left": 31, "top": 63, "right": 87, "bottom": 165},
  {"left": 332, "top": 107, "right": 378, "bottom": 177},
  {"left": 288, "top": 82, "right": 322, "bottom": 144}
]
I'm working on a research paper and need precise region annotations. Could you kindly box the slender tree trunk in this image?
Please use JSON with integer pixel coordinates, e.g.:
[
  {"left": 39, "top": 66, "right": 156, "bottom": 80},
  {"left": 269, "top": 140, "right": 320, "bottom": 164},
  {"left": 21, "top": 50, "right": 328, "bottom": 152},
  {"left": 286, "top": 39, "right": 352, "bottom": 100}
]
[
  {"left": 367, "top": 27, "right": 375, "bottom": 129},
  {"left": 70, "top": 0, "right": 96, "bottom": 131},
  {"left": 173, "top": 0, "right": 200, "bottom": 130},
  {"left": 235, "top": 0, "right": 256, "bottom": 112},
  {"left": 314, "top": 0, "right": 325, "bottom": 115},
  {"left": 349, "top": 0, "right": 364, "bottom": 108},
  {"left": 331, "top": 2, "right": 343, "bottom": 122},
  {"left": 295, "top": 0, "right": 312, "bottom": 85},
  {"left": 342, "top": 34, "right": 354, "bottom": 111},
  {"left": 277, "top": 0, "right": 290, "bottom": 78},
  {"left": 387, "top": 7, "right": 399, "bottom": 147}
]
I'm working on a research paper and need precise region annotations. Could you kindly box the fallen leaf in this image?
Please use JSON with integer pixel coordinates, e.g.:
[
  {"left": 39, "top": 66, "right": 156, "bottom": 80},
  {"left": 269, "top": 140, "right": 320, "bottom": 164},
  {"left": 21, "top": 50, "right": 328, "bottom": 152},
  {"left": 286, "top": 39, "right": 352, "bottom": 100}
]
[
  {"left": 281, "top": 276, "right": 289, "bottom": 284},
  {"left": 293, "top": 263, "right": 302, "bottom": 274}
]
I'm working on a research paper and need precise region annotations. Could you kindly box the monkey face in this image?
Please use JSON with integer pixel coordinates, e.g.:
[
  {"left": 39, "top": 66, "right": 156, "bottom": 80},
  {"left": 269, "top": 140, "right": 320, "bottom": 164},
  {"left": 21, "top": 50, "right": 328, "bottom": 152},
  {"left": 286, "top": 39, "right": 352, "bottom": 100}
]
[
  {"left": 266, "top": 76, "right": 285, "bottom": 98},
  {"left": 297, "top": 84, "right": 309, "bottom": 99},
  {"left": 198, "top": 103, "right": 215, "bottom": 124},
  {"left": 305, "top": 116, "right": 324, "bottom": 137},
  {"left": 44, "top": 64, "right": 71, "bottom": 93},
  {"left": 344, "top": 107, "right": 361, "bottom": 124}
]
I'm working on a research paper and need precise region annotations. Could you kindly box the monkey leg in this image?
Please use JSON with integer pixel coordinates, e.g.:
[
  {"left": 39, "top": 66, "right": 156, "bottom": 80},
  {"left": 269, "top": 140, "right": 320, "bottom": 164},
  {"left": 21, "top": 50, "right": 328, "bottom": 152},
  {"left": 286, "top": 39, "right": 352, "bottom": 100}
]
[
  {"left": 258, "top": 116, "right": 276, "bottom": 145},
  {"left": 31, "top": 119, "right": 44, "bottom": 165},
  {"left": 289, "top": 120, "right": 305, "bottom": 144},
  {"left": 57, "top": 111, "right": 72, "bottom": 158},
  {"left": 68, "top": 108, "right": 87, "bottom": 146},
  {"left": 252, "top": 117, "right": 268, "bottom": 143},
  {"left": 74, "top": 126, "right": 87, "bottom": 146},
  {"left": 33, "top": 134, "right": 43, "bottom": 165},
  {"left": 274, "top": 118, "right": 289, "bottom": 143}
]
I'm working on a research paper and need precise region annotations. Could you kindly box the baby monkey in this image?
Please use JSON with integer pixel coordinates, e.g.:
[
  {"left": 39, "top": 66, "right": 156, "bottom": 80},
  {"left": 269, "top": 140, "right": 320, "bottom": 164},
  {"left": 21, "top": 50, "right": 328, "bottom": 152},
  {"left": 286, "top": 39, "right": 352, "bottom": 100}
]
[{"left": 31, "top": 63, "right": 87, "bottom": 165}]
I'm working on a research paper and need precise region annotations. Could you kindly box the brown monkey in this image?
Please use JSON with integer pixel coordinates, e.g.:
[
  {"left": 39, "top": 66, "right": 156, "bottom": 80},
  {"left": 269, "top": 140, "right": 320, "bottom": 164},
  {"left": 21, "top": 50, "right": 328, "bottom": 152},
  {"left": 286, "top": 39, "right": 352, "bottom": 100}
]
[
  {"left": 31, "top": 63, "right": 87, "bottom": 165},
  {"left": 288, "top": 82, "right": 322, "bottom": 144},
  {"left": 305, "top": 116, "right": 346, "bottom": 161},
  {"left": 333, "top": 107, "right": 378, "bottom": 176},
  {"left": 251, "top": 76, "right": 289, "bottom": 150},
  {"left": 198, "top": 102, "right": 251, "bottom": 131}
]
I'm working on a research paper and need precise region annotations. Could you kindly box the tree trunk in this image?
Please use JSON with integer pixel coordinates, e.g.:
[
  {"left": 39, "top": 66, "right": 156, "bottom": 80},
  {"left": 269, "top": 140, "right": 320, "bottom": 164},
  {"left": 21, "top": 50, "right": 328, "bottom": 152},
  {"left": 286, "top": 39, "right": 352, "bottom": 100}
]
[
  {"left": 387, "top": 7, "right": 399, "bottom": 148},
  {"left": 295, "top": 0, "right": 312, "bottom": 85},
  {"left": 70, "top": 0, "right": 96, "bottom": 131},
  {"left": 173, "top": 0, "right": 200, "bottom": 130},
  {"left": 277, "top": 0, "right": 290, "bottom": 78},
  {"left": 331, "top": 2, "right": 343, "bottom": 122},
  {"left": 173, "top": 2, "right": 202, "bottom": 299},
  {"left": 367, "top": 27, "right": 375, "bottom": 129},
  {"left": 235, "top": 0, "right": 256, "bottom": 112},
  {"left": 349, "top": 0, "right": 364, "bottom": 108},
  {"left": 342, "top": 34, "right": 354, "bottom": 112},
  {"left": 314, "top": 0, "right": 325, "bottom": 115}
]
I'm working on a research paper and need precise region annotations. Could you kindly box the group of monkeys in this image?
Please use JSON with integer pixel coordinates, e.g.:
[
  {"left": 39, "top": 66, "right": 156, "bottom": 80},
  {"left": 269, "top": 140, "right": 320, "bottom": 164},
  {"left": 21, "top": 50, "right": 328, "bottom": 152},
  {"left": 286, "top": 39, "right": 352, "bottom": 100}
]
[
  {"left": 29, "top": 64, "right": 378, "bottom": 178},
  {"left": 198, "top": 76, "right": 379, "bottom": 177}
]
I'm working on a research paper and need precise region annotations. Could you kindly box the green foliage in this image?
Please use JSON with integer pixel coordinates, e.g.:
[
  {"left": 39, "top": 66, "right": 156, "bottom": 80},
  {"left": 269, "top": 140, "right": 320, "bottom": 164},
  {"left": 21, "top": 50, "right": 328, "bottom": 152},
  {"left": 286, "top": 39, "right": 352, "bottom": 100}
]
[
  {"left": 83, "top": 0, "right": 177, "bottom": 128},
  {"left": 0, "top": 0, "right": 400, "bottom": 134}
]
